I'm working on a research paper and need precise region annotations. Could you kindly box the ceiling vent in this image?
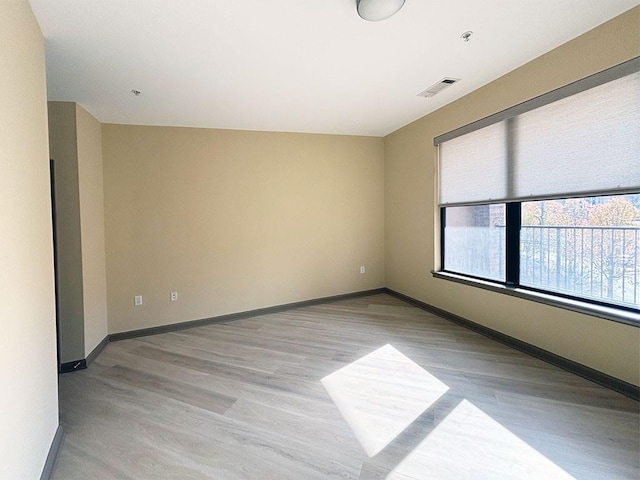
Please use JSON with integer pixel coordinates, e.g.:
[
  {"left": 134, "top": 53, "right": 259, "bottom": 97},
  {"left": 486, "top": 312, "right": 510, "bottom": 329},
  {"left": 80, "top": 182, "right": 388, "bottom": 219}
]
[{"left": 417, "top": 77, "right": 460, "bottom": 98}]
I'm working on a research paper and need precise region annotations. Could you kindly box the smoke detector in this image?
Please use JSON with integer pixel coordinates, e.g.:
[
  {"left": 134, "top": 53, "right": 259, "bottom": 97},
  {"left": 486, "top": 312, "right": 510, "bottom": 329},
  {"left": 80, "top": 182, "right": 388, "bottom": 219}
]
[
  {"left": 461, "top": 31, "right": 473, "bottom": 42},
  {"left": 417, "top": 78, "right": 460, "bottom": 98}
]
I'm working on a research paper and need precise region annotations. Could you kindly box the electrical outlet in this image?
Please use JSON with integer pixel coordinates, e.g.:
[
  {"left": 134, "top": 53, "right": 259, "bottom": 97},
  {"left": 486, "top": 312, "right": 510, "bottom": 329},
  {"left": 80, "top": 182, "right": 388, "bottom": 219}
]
[
  {"left": 170, "top": 291, "right": 178, "bottom": 301},
  {"left": 134, "top": 295, "right": 143, "bottom": 306},
  {"left": 360, "top": 266, "right": 366, "bottom": 274}
]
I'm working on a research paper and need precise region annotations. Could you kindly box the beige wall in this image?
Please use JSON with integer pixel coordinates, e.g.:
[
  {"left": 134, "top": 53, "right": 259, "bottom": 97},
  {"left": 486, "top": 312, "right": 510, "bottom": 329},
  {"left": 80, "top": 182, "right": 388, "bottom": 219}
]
[
  {"left": 49, "top": 102, "right": 109, "bottom": 361},
  {"left": 48, "top": 101, "right": 85, "bottom": 363},
  {"left": 103, "top": 125, "right": 384, "bottom": 333},
  {"left": 0, "top": 1, "right": 59, "bottom": 478},
  {"left": 77, "top": 104, "right": 109, "bottom": 356},
  {"left": 384, "top": 7, "right": 640, "bottom": 386}
]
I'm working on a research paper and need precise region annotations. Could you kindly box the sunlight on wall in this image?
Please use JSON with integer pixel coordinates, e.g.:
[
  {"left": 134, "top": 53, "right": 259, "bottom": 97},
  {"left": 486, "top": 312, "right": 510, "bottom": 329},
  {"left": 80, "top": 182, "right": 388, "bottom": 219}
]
[
  {"left": 387, "top": 399, "right": 576, "bottom": 480},
  {"left": 321, "top": 344, "right": 449, "bottom": 457}
]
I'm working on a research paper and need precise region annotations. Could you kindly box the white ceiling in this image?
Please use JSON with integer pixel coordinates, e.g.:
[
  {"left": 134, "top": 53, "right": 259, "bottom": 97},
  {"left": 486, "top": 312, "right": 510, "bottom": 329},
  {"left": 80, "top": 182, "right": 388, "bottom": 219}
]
[{"left": 29, "top": 0, "right": 639, "bottom": 137}]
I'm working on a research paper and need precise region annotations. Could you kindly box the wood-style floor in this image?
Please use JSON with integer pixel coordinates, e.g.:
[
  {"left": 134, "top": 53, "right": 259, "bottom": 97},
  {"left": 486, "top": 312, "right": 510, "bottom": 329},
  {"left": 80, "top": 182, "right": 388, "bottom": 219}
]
[{"left": 51, "top": 294, "right": 639, "bottom": 479}]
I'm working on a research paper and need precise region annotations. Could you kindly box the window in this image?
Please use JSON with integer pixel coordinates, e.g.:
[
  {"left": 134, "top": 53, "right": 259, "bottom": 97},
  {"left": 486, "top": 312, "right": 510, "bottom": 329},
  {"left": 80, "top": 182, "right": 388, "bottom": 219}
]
[
  {"left": 436, "top": 58, "right": 640, "bottom": 314},
  {"left": 520, "top": 195, "right": 640, "bottom": 309},
  {"left": 443, "top": 204, "right": 505, "bottom": 282}
]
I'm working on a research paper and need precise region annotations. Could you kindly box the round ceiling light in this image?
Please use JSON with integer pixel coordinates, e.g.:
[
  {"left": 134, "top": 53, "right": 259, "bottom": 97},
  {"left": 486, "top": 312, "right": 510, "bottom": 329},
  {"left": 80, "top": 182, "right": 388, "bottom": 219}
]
[{"left": 357, "top": 0, "right": 406, "bottom": 21}]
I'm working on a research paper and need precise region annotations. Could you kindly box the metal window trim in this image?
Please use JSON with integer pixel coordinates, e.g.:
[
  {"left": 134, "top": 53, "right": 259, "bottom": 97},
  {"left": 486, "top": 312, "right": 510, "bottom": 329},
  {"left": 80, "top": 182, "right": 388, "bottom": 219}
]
[
  {"left": 440, "top": 188, "right": 640, "bottom": 208},
  {"left": 432, "top": 270, "right": 640, "bottom": 327},
  {"left": 505, "top": 202, "right": 521, "bottom": 286},
  {"left": 433, "top": 57, "right": 640, "bottom": 146}
]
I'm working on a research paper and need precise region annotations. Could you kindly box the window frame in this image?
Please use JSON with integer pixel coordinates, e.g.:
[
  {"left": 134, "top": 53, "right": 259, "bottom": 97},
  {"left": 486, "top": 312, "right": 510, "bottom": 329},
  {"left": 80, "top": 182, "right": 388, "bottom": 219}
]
[
  {"left": 434, "top": 57, "right": 640, "bottom": 325},
  {"left": 432, "top": 268, "right": 639, "bottom": 327},
  {"left": 436, "top": 198, "right": 640, "bottom": 326}
]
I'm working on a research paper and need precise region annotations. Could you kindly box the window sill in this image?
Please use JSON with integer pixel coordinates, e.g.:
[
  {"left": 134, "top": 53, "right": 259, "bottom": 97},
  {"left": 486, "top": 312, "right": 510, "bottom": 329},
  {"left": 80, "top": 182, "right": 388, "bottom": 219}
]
[{"left": 431, "top": 270, "right": 639, "bottom": 327}]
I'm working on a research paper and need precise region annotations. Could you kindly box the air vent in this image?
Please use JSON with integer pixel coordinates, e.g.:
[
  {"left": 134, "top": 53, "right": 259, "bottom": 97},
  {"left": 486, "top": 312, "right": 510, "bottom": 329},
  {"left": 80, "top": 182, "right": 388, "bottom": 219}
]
[{"left": 417, "top": 77, "right": 460, "bottom": 98}]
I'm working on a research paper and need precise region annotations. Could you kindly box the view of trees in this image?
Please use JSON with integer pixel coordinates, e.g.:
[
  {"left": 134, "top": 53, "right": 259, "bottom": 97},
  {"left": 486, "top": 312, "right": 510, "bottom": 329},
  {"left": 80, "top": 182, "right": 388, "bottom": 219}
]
[
  {"left": 445, "top": 195, "right": 640, "bottom": 309},
  {"left": 522, "top": 195, "right": 640, "bottom": 227},
  {"left": 520, "top": 194, "right": 639, "bottom": 308}
]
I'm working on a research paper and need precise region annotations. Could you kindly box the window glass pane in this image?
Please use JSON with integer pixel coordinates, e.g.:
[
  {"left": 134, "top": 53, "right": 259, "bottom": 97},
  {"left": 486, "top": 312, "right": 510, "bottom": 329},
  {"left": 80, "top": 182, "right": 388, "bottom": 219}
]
[
  {"left": 444, "top": 204, "right": 505, "bottom": 281},
  {"left": 520, "top": 194, "right": 640, "bottom": 309}
]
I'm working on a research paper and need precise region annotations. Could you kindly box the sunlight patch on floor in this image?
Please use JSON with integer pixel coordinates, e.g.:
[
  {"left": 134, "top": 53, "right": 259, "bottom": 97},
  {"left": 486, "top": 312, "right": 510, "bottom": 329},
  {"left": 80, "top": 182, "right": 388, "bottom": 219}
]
[
  {"left": 387, "top": 399, "right": 576, "bottom": 480},
  {"left": 321, "top": 344, "right": 449, "bottom": 457}
]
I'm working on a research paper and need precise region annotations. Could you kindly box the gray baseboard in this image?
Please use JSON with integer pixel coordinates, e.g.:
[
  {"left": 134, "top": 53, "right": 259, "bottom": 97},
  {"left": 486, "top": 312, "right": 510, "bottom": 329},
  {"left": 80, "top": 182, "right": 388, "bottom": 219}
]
[
  {"left": 66, "top": 286, "right": 638, "bottom": 400},
  {"left": 58, "top": 359, "right": 86, "bottom": 373},
  {"left": 384, "top": 288, "right": 639, "bottom": 401},
  {"left": 39, "top": 425, "right": 64, "bottom": 480},
  {"left": 86, "top": 335, "right": 109, "bottom": 366},
  {"left": 58, "top": 335, "right": 110, "bottom": 374},
  {"left": 110, "top": 288, "right": 386, "bottom": 342}
]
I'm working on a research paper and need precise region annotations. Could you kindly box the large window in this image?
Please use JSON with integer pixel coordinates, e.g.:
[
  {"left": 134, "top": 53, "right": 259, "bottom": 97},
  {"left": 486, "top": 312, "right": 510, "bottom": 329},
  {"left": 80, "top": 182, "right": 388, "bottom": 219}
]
[{"left": 436, "top": 58, "right": 640, "bottom": 314}]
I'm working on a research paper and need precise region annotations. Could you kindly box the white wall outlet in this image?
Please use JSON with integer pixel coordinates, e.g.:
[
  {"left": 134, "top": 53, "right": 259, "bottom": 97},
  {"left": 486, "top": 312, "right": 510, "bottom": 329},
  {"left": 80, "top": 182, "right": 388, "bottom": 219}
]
[
  {"left": 170, "top": 291, "right": 178, "bottom": 301},
  {"left": 134, "top": 295, "right": 143, "bottom": 306},
  {"left": 360, "top": 266, "right": 366, "bottom": 274}
]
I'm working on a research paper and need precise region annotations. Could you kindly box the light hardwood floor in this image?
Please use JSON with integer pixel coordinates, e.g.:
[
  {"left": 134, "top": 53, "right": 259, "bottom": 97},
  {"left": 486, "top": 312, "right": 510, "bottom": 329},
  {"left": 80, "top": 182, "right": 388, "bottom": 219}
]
[{"left": 51, "top": 294, "right": 639, "bottom": 479}]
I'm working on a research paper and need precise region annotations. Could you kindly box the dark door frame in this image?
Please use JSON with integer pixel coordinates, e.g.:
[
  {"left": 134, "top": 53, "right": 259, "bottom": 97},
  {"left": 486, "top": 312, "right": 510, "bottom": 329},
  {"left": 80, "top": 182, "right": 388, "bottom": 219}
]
[{"left": 49, "top": 159, "right": 61, "bottom": 370}]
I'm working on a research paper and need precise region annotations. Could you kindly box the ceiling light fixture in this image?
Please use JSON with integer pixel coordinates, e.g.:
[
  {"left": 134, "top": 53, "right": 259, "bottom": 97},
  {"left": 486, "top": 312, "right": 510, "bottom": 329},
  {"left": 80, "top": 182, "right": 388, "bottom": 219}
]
[{"left": 357, "top": 0, "right": 406, "bottom": 22}]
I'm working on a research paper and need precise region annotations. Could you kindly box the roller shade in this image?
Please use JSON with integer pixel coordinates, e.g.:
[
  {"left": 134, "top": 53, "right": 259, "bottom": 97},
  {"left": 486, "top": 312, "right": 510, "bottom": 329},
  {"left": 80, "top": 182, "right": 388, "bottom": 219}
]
[{"left": 437, "top": 58, "right": 640, "bottom": 207}]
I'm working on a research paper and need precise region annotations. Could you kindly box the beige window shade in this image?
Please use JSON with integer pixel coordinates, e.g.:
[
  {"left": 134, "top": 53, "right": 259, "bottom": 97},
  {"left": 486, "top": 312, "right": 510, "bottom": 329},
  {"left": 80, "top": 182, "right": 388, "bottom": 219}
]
[
  {"left": 437, "top": 59, "right": 640, "bottom": 207},
  {"left": 514, "top": 73, "right": 639, "bottom": 200},
  {"left": 439, "top": 122, "right": 508, "bottom": 205}
]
